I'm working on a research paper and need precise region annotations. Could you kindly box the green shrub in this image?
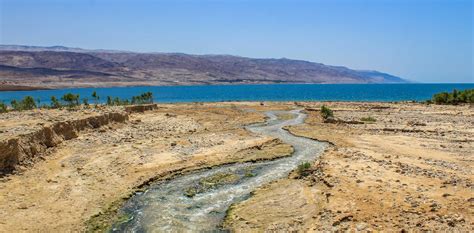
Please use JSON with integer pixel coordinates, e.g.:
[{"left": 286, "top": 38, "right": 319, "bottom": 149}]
[
  {"left": 320, "top": 105, "right": 334, "bottom": 119},
  {"left": 61, "top": 93, "right": 80, "bottom": 108},
  {"left": 11, "top": 96, "right": 37, "bottom": 111},
  {"left": 91, "top": 91, "right": 100, "bottom": 104},
  {"left": 360, "top": 116, "right": 376, "bottom": 122},
  {"left": 106, "top": 96, "right": 131, "bottom": 106},
  {"left": 432, "top": 89, "right": 473, "bottom": 105},
  {"left": 106, "top": 96, "right": 113, "bottom": 105},
  {"left": 105, "top": 92, "right": 153, "bottom": 106},
  {"left": 297, "top": 162, "right": 312, "bottom": 177},
  {"left": 0, "top": 102, "right": 7, "bottom": 113},
  {"left": 131, "top": 92, "right": 153, "bottom": 104},
  {"left": 51, "top": 96, "right": 62, "bottom": 109}
]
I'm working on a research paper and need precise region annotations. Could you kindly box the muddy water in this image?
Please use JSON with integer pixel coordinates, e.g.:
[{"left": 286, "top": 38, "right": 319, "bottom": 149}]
[{"left": 112, "top": 110, "right": 327, "bottom": 232}]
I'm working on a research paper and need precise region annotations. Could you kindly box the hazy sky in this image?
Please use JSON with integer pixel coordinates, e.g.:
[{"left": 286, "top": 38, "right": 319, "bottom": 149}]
[{"left": 0, "top": 0, "right": 472, "bottom": 83}]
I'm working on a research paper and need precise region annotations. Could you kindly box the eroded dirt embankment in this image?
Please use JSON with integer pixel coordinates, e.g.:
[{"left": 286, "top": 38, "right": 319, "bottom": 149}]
[
  {"left": 0, "top": 104, "right": 162, "bottom": 175},
  {"left": 0, "top": 111, "right": 129, "bottom": 175}
]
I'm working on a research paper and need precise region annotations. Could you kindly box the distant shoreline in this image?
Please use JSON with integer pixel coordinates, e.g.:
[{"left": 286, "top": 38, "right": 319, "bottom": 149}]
[
  {"left": 1, "top": 82, "right": 472, "bottom": 92},
  {"left": 0, "top": 84, "right": 50, "bottom": 92}
]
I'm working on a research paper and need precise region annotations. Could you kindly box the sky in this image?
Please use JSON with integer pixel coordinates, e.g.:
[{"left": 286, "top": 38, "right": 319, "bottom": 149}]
[{"left": 0, "top": 0, "right": 472, "bottom": 83}]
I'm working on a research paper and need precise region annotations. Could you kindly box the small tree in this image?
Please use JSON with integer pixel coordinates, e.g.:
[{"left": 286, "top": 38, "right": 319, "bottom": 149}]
[
  {"left": 433, "top": 92, "right": 449, "bottom": 104},
  {"left": 131, "top": 92, "right": 154, "bottom": 105},
  {"left": 10, "top": 100, "right": 20, "bottom": 111},
  {"left": 83, "top": 98, "right": 89, "bottom": 106},
  {"left": 22, "top": 96, "right": 37, "bottom": 110},
  {"left": 61, "top": 93, "right": 80, "bottom": 108},
  {"left": 92, "top": 91, "right": 100, "bottom": 105},
  {"left": 11, "top": 96, "right": 36, "bottom": 111},
  {"left": 320, "top": 105, "right": 334, "bottom": 120},
  {"left": 0, "top": 102, "right": 7, "bottom": 113},
  {"left": 51, "top": 96, "right": 62, "bottom": 109},
  {"left": 142, "top": 92, "right": 153, "bottom": 103},
  {"left": 297, "top": 162, "right": 312, "bottom": 177},
  {"left": 106, "top": 96, "right": 113, "bottom": 106}
]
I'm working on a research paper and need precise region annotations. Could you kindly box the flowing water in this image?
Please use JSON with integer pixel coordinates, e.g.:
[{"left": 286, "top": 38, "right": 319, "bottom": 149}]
[{"left": 111, "top": 110, "right": 327, "bottom": 232}]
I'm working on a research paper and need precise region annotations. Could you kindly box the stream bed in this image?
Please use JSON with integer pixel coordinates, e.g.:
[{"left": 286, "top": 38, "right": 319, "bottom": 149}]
[{"left": 111, "top": 110, "right": 327, "bottom": 232}]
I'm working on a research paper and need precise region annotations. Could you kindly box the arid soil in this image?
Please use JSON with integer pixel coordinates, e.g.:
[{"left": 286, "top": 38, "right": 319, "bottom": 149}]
[
  {"left": 224, "top": 102, "right": 473, "bottom": 231},
  {"left": 0, "top": 102, "right": 293, "bottom": 232},
  {"left": 0, "top": 102, "right": 472, "bottom": 232}
]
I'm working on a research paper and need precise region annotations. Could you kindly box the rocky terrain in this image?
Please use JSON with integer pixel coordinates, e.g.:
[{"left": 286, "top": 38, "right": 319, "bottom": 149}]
[
  {"left": 224, "top": 102, "right": 473, "bottom": 231},
  {"left": 0, "top": 45, "right": 406, "bottom": 90},
  {"left": 0, "top": 102, "right": 471, "bottom": 232},
  {"left": 0, "top": 102, "right": 292, "bottom": 232}
]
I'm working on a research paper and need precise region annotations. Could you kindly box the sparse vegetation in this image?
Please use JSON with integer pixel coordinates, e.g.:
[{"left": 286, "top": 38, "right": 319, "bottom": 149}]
[
  {"left": 432, "top": 89, "right": 474, "bottom": 105},
  {"left": 11, "top": 96, "right": 37, "bottom": 111},
  {"left": 51, "top": 96, "right": 62, "bottom": 109},
  {"left": 4, "top": 91, "right": 154, "bottom": 112},
  {"left": 297, "top": 161, "right": 312, "bottom": 177},
  {"left": 320, "top": 105, "right": 334, "bottom": 119},
  {"left": 360, "top": 116, "right": 376, "bottom": 123},
  {"left": 131, "top": 92, "right": 154, "bottom": 104},
  {"left": 91, "top": 91, "right": 100, "bottom": 105},
  {"left": 0, "top": 102, "right": 7, "bottom": 113},
  {"left": 61, "top": 93, "right": 80, "bottom": 108}
]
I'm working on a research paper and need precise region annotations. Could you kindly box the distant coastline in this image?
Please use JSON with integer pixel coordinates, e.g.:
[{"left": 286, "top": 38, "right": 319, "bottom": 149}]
[{"left": 0, "top": 84, "right": 50, "bottom": 92}]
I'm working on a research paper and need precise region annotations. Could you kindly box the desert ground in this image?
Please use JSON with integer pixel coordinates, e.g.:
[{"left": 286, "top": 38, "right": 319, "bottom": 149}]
[{"left": 0, "top": 102, "right": 472, "bottom": 232}]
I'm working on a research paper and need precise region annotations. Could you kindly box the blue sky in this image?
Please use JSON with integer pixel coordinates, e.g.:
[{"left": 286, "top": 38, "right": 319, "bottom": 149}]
[{"left": 0, "top": 0, "right": 472, "bottom": 83}]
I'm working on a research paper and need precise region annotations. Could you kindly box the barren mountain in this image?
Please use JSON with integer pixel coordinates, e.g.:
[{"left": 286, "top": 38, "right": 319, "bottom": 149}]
[{"left": 0, "top": 45, "right": 407, "bottom": 90}]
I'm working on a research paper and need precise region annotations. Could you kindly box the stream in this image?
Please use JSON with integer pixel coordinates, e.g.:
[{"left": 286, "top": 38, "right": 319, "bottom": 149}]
[{"left": 111, "top": 110, "right": 327, "bottom": 232}]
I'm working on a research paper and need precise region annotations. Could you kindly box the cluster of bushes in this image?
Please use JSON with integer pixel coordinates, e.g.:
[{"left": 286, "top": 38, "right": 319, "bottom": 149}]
[
  {"left": 297, "top": 161, "right": 312, "bottom": 177},
  {"left": 320, "top": 105, "right": 334, "bottom": 119},
  {"left": 430, "top": 89, "right": 473, "bottom": 105},
  {"left": 105, "top": 92, "right": 153, "bottom": 106},
  {"left": 360, "top": 116, "right": 376, "bottom": 122},
  {"left": 10, "top": 96, "right": 38, "bottom": 111},
  {"left": 0, "top": 102, "right": 7, "bottom": 113},
  {"left": 0, "top": 91, "right": 154, "bottom": 113},
  {"left": 106, "top": 92, "right": 153, "bottom": 106}
]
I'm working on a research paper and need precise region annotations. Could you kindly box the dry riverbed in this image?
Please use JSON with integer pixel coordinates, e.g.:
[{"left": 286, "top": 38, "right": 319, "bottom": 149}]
[{"left": 0, "top": 102, "right": 472, "bottom": 232}]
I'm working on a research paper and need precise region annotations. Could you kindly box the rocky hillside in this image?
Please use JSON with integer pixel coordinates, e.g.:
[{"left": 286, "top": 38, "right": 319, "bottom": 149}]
[{"left": 0, "top": 45, "right": 407, "bottom": 90}]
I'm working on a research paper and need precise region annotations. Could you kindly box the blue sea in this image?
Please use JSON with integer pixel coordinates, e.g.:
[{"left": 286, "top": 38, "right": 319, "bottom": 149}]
[{"left": 0, "top": 84, "right": 472, "bottom": 104}]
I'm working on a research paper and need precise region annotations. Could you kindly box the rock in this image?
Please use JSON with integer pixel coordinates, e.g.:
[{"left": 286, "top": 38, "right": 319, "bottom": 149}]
[
  {"left": 442, "top": 193, "right": 451, "bottom": 198},
  {"left": 332, "top": 214, "right": 353, "bottom": 226},
  {"left": 356, "top": 223, "right": 368, "bottom": 231}
]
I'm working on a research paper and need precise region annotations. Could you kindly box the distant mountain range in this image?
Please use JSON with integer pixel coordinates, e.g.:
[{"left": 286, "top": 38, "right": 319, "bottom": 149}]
[{"left": 0, "top": 45, "right": 407, "bottom": 91}]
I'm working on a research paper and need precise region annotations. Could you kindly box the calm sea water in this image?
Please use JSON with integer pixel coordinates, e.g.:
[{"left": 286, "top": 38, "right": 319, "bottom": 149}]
[{"left": 0, "top": 84, "right": 472, "bottom": 104}]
